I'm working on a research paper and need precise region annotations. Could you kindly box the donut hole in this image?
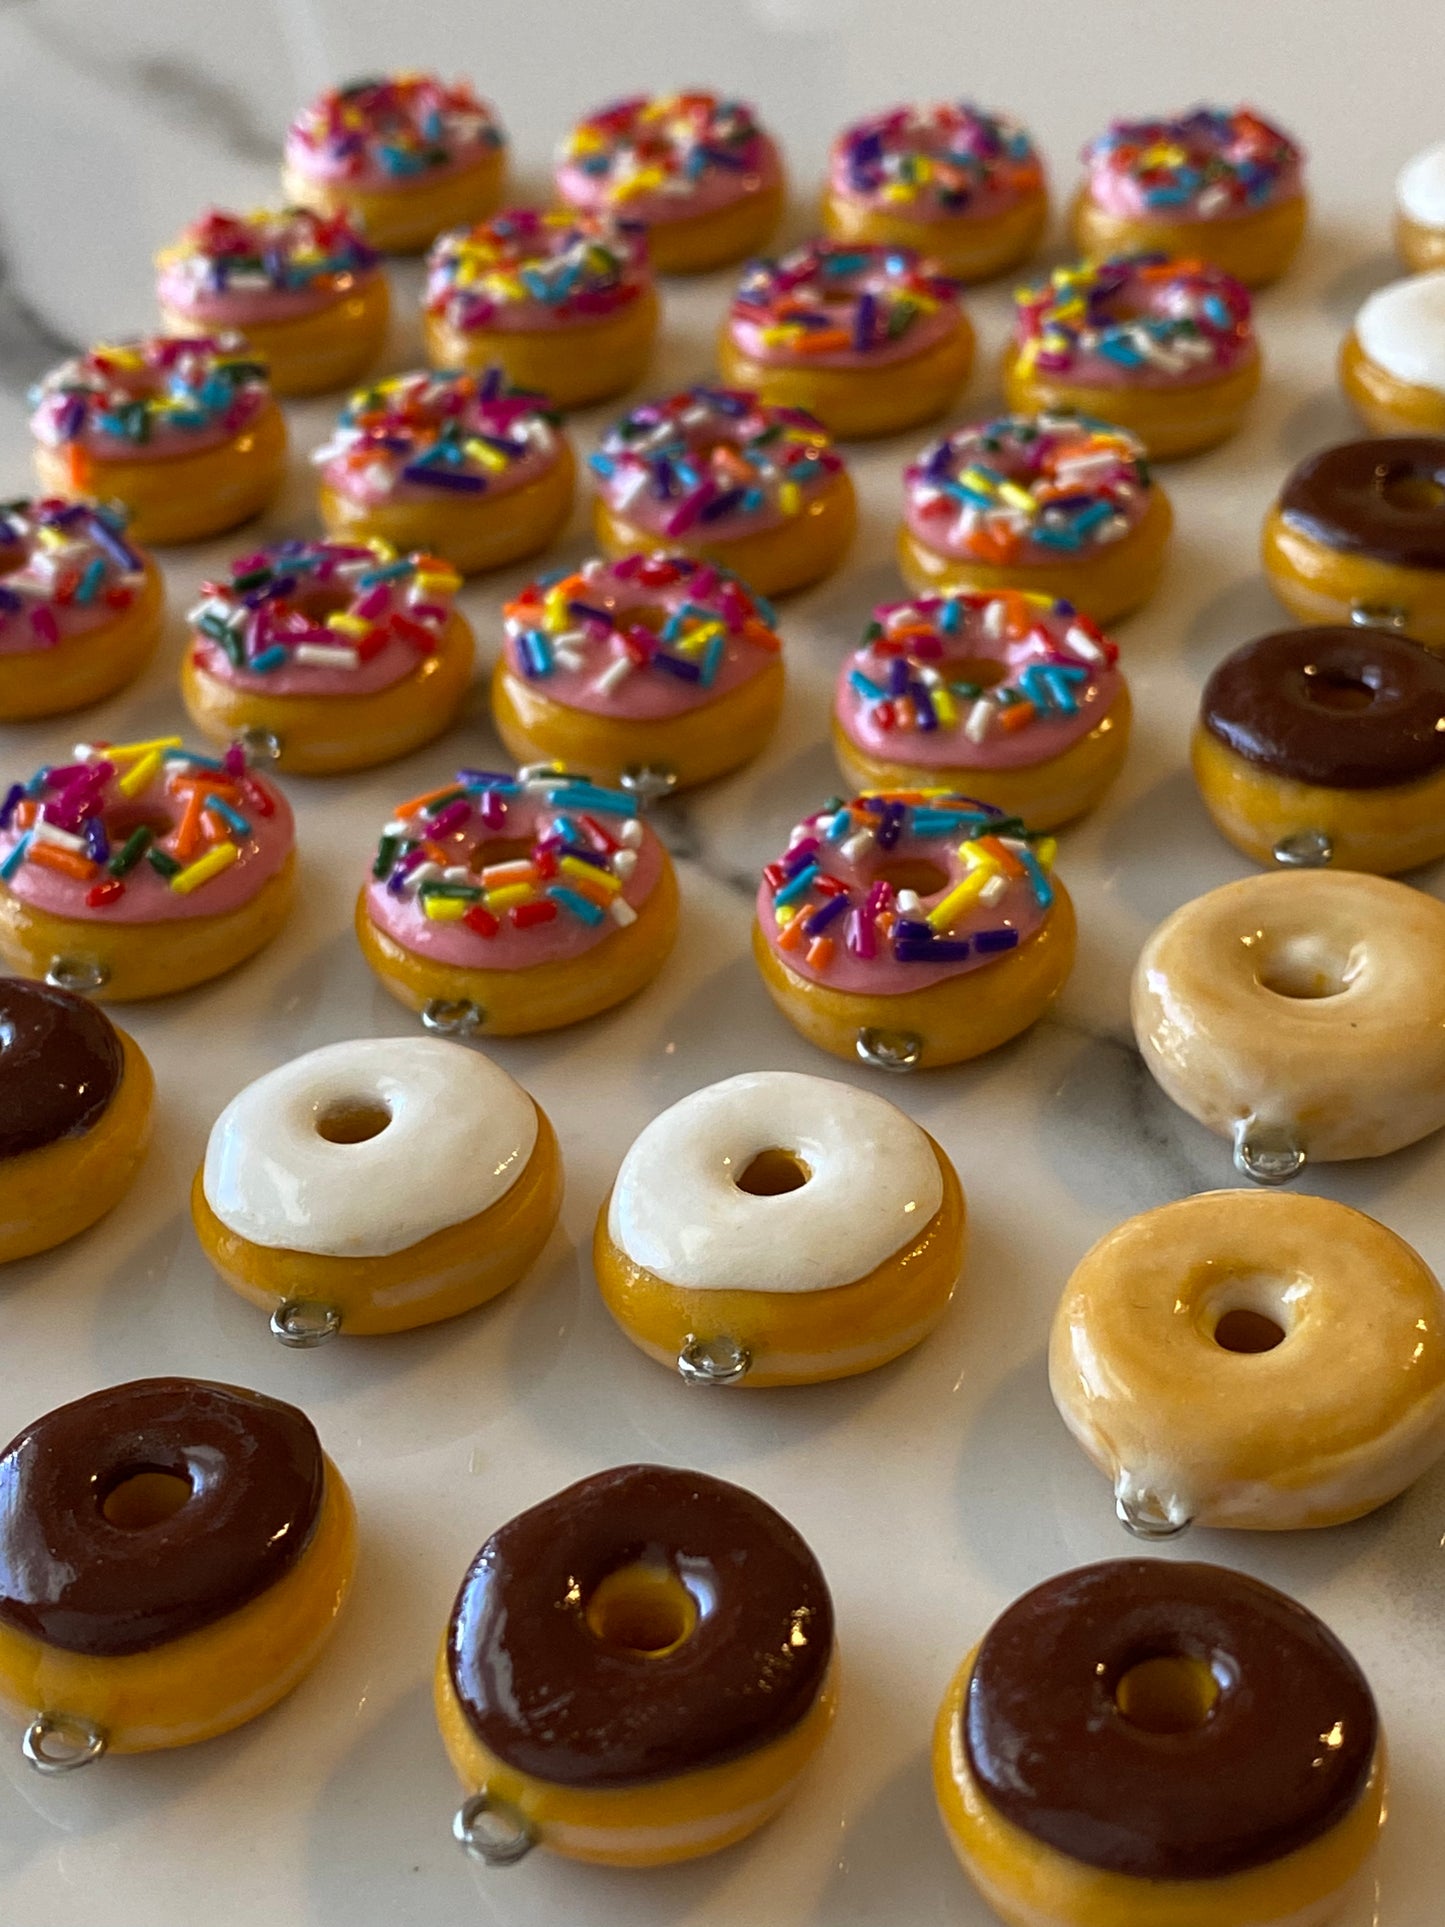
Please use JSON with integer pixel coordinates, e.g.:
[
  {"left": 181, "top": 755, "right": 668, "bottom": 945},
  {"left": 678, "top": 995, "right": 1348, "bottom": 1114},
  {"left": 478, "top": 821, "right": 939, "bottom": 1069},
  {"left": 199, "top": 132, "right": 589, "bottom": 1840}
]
[
  {"left": 1114, "top": 1654, "right": 1223, "bottom": 1734},
  {"left": 736, "top": 1147, "right": 811, "bottom": 1196},
  {"left": 100, "top": 1467, "right": 193, "bottom": 1530},
  {"left": 1212, "top": 1307, "right": 1286, "bottom": 1353},
  {"left": 874, "top": 857, "right": 951, "bottom": 900},
  {"left": 0, "top": 540, "right": 25, "bottom": 581},
  {"left": 1253, "top": 933, "right": 1363, "bottom": 1001},
  {"left": 288, "top": 583, "right": 354, "bottom": 624},
  {"left": 315, "top": 1097, "right": 392, "bottom": 1144},
  {"left": 466, "top": 834, "right": 538, "bottom": 873},
  {"left": 946, "top": 657, "right": 1009, "bottom": 692},
  {"left": 1300, "top": 663, "right": 1378, "bottom": 712},
  {"left": 585, "top": 1562, "right": 698, "bottom": 1657},
  {"left": 104, "top": 803, "right": 175, "bottom": 843},
  {"left": 1195, "top": 1268, "right": 1303, "bottom": 1352},
  {"left": 1378, "top": 466, "right": 1445, "bottom": 515}
]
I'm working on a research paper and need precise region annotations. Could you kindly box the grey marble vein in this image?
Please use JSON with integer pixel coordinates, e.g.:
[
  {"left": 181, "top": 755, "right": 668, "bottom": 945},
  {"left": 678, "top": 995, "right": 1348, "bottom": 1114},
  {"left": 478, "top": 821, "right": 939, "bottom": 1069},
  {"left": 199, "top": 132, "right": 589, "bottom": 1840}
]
[{"left": 0, "top": 225, "right": 77, "bottom": 392}]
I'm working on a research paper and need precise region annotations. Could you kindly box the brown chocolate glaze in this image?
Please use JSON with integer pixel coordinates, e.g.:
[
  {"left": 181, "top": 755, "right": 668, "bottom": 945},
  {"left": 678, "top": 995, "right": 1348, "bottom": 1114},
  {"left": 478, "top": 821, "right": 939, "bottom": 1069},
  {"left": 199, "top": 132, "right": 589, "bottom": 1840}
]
[
  {"left": 447, "top": 1463, "right": 833, "bottom": 1788},
  {"left": 0, "top": 1378, "right": 325, "bottom": 1657},
  {"left": 0, "top": 977, "right": 123, "bottom": 1159},
  {"left": 963, "top": 1559, "right": 1378, "bottom": 1881},
  {"left": 1202, "top": 625, "right": 1445, "bottom": 788},
  {"left": 1278, "top": 437, "right": 1445, "bottom": 570}
]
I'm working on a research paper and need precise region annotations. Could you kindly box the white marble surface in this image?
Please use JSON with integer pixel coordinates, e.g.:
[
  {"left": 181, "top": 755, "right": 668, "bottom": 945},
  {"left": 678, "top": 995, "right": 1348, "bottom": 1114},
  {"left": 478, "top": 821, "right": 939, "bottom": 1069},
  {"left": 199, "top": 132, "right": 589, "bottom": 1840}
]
[{"left": 0, "top": 4, "right": 1443, "bottom": 1924}]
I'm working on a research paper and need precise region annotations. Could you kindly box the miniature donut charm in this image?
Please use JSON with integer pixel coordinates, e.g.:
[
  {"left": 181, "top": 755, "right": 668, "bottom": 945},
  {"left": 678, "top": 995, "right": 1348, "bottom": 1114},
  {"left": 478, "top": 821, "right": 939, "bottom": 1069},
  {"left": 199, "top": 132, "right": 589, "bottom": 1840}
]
[
  {"left": 1262, "top": 436, "right": 1445, "bottom": 649},
  {"left": 1340, "top": 271, "right": 1445, "bottom": 436},
  {"left": 493, "top": 553, "right": 784, "bottom": 792},
  {"left": 0, "top": 979, "right": 153, "bottom": 1263},
  {"left": 0, "top": 1378, "right": 356, "bottom": 1761},
  {"left": 1132, "top": 869, "right": 1445, "bottom": 1178},
  {"left": 898, "top": 414, "right": 1172, "bottom": 626},
  {"left": 1193, "top": 624, "right": 1445, "bottom": 872},
  {"left": 1051, "top": 1189, "right": 1445, "bottom": 1534},
  {"left": 194, "top": 1037, "right": 563, "bottom": 1339},
  {"left": 0, "top": 500, "right": 163, "bottom": 721},
  {"left": 1395, "top": 142, "right": 1445, "bottom": 272},
  {"left": 0, "top": 741, "right": 295, "bottom": 1002},
  {"left": 1003, "top": 253, "right": 1260, "bottom": 460},
  {"left": 1072, "top": 106, "right": 1307, "bottom": 287},
  {"left": 436, "top": 1463, "right": 836, "bottom": 1867},
  {"left": 595, "top": 1070, "right": 965, "bottom": 1385},
  {"left": 934, "top": 1559, "right": 1384, "bottom": 1927},
  {"left": 755, "top": 790, "right": 1074, "bottom": 1071}
]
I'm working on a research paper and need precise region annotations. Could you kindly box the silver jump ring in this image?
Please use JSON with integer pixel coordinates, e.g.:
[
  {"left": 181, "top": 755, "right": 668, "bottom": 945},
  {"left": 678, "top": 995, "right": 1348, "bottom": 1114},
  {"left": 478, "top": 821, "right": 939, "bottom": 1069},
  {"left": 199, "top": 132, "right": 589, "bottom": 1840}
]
[
  {"left": 1115, "top": 1491, "right": 1192, "bottom": 1542},
  {"left": 1231, "top": 1117, "right": 1307, "bottom": 1187},
  {"left": 453, "top": 1790, "right": 537, "bottom": 1866},
  {"left": 421, "top": 998, "right": 484, "bottom": 1038},
  {"left": 618, "top": 765, "right": 679, "bottom": 808},
  {"left": 1349, "top": 602, "right": 1409, "bottom": 632},
  {"left": 235, "top": 726, "right": 282, "bottom": 765},
  {"left": 270, "top": 1299, "right": 343, "bottom": 1348},
  {"left": 45, "top": 955, "right": 110, "bottom": 994},
  {"left": 677, "top": 1335, "right": 752, "bottom": 1385},
  {"left": 1272, "top": 829, "right": 1333, "bottom": 868},
  {"left": 23, "top": 1714, "right": 107, "bottom": 1775},
  {"left": 856, "top": 1027, "right": 923, "bottom": 1073}
]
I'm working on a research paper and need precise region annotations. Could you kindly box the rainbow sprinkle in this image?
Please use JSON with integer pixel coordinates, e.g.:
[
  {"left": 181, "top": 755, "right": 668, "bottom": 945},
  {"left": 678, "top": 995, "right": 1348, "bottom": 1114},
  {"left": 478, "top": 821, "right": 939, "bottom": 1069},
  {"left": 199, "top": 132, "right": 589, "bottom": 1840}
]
[
  {"left": 762, "top": 791, "right": 1056, "bottom": 976},
  {"left": 286, "top": 73, "right": 504, "bottom": 181},
  {"left": 1081, "top": 107, "right": 1302, "bottom": 217},
  {"left": 504, "top": 552, "right": 778, "bottom": 698},
  {"left": 730, "top": 243, "right": 960, "bottom": 358},
  {"left": 0, "top": 501, "right": 145, "bottom": 647},
  {"left": 833, "top": 103, "right": 1042, "bottom": 214},
  {"left": 371, "top": 768, "right": 644, "bottom": 938},
  {"left": 29, "top": 337, "right": 269, "bottom": 451},
  {"left": 157, "top": 206, "right": 379, "bottom": 306},
  {"left": 314, "top": 369, "right": 560, "bottom": 502},
  {"left": 845, "top": 593, "right": 1116, "bottom": 746},
  {"left": 558, "top": 92, "right": 768, "bottom": 207},
  {"left": 1012, "top": 253, "right": 1253, "bottom": 381},
  {"left": 426, "top": 209, "right": 649, "bottom": 330},
  {"left": 590, "top": 386, "right": 844, "bottom": 536},
  {"left": 905, "top": 415, "right": 1151, "bottom": 565},
  {"left": 0, "top": 742, "right": 278, "bottom": 910},
  {"left": 189, "top": 540, "right": 460, "bottom": 678}
]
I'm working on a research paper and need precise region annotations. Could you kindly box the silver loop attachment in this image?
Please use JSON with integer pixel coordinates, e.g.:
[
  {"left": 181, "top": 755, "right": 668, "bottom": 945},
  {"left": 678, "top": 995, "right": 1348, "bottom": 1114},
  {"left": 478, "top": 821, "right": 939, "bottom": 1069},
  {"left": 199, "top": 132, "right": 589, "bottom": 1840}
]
[
  {"left": 619, "top": 765, "right": 679, "bottom": 808},
  {"left": 855, "top": 1027, "right": 923, "bottom": 1073},
  {"left": 1115, "top": 1490, "right": 1192, "bottom": 1542},
  {"left": 45, "top": 955, "right": 110, "bottom": 994},
  {"left": 678, "top": 1336, "right": 752, "bottom": 1385},
  {"left": 1272, "top": 829, "right": 1333, "bottom": 868},
  {"left": 270, "top": 1299, "right": 343, "bottom": 1348},
  {"left": 1232, "top": 1117, "right": 1307, "bottom": 1187},
  {"left": 421, "top": 998, "right": 484, "bottom": 1038},
  {"left": 1350, "top": 602, "right": 1409, "bottom": 632},
  {"left": 453, "top": 1790, "right": 537, "bottom": 1866},
  {"left": 23, "top": 1713, "right": 107, "bottom": 1775},
  {"left": 234, "top": 726, "right": 282, "bottom": 765}
]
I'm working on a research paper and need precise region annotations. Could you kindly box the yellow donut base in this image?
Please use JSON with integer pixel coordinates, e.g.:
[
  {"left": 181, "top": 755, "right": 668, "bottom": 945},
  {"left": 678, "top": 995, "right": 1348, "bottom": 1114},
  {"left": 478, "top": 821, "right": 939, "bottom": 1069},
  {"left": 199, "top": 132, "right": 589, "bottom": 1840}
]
[
  {"left": 635, "top": 177, "right": 786, "bottom": 276},
  {"left": 182, "top": 611, "right": 476, "bottom": 776},
  {"left": 592, "top": 1133, "right": 964, "bottom": 1386},
  {"left": 0, "top": 849, "right": 295, "bottom": 1002},
  {"left": 282, "top": 148, "right": 506, "bottom": 255},
  {"left": 1261, "top": 503, "right": 1445, "bottom": 650},
  {"left": 1338, "top": 329, "right": 1445, "bottom": 436},
  {"left": 0, "top": 1462, "right": 355, "bottom": 1753},
  {"left": 1069, "top": 188, "right": 1308, "bottom": 289},
  {"left": 592, "top": 468, "right": 856, "bottom": 598},
  {"left": 34, "top": 403, "right": 288, "bottom": 547},
  {"left": 491, "top": 657, "right": 784, "bottom": 791},
  {"left": 0, "top": 558, "right": 164, "bottom": 722},
  {"left": 896, "top": 486, "right": 1173, "bottom": 628},
  {"left": 751, "top": 881, "right": 1076, "bottom": 1071},
  {"left": 0, "top": 1027, "right": 153, "bottom": 1263},
  {"left": 425, "top": 289, "right": 658, "bottom": 409},
  {"left": 1191, "top": 721, "right": 1445, "bottom": 875},
  {"left": 161, "top": 277, "right": 390, "bottom": 398},
  {"left": 820, "top": 188, "right": 1050, "bottom": 283},
  {"left": 354, "top": 854, "right": 678, "bottom": 1036},
  {"left": 435, "top": 1648, "right": 837, "bottom": 1867},
  {"left": 1394, "top": 209, "right": 1445, "bottom": 274},
  {"left": 1001, "top": 347, "right": 1261, "bottom": 461},
  {"left": 717, "top": 316, "right": 975, "bottom": 441},
  {"left": 834, "top": 685, "right": 1132, "bottom": 833},
  {"left": 319, "top": 440, "right": 575, "bottom": 578},
  {"left": 190, "top": 1100, "right": 563, "bottom": 1335},
  {"left": 932, "top": 1650, "right": 1385, "bottom": 1927}
]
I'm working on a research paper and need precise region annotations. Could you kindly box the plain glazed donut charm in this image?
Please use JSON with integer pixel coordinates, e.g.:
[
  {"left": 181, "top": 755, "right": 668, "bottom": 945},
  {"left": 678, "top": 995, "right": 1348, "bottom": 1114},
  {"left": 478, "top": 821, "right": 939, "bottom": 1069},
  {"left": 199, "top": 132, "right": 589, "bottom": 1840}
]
[
  {"left": 1051, "top": 1190, "right": 1445, "bottom": 1534},
  {"left": 934, "top": 1560, "right": 1384, "bottom": 1927},
  {"left": 193, "top": 1037, "right": 563, "bottom": 1338},
  {"left": 0, "top": 1378, "right": 356, "bottom": 1763},
  {"left": 595, "top": 1070, "right": 965, "bottom": 1385},
  {"left": 1132, "top": 869, "right": 1445, "bottom": 1180},
  {"left": 436, "top": 1463, "right": 836, "bottom": 1867}
]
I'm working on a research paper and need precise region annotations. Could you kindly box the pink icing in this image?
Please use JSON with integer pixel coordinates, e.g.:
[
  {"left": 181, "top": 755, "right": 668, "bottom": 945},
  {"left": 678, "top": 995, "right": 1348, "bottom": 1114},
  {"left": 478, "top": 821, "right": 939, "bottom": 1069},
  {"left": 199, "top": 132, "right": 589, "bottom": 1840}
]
[
  {"left": 1010, "top": 254, "right": 1255, "bottom": 392},
  {"left": 726, "top": 243, "right": 965, "bottom": 372},
  {"left": 29, "top": 336, "right": 270, "bottom": 464},
  {"left": 1080, "top": 108, "right": 1304, "bottom": 223},
  {"left": 0, "top": 501, "right": 149, "bottom": 657},
  {"left": 557, "top": 134, "right": 780, "bottom": 226},
  {"left": 283, "top": 75, "right": 504, "bottom": 193},
  {"left": 192, "top": 633, "right": 424, "bottom": 699},
  {"left": 828, "top": 103, "right": 1045, "bottom": 224}
]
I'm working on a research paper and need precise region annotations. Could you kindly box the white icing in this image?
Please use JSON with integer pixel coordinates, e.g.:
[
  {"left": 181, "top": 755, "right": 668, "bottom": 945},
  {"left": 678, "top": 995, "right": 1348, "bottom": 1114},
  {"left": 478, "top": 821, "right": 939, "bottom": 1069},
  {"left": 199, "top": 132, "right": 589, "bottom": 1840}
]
[
  {"left": 1397, "top": 141, "right": 1445, "bottom": 230},
  {"left": 607, "top": 1070, "right": 943, "bottom": 1293},
  {"left": 1355, "top": 271, "right": 1445, "bottom": 392},
  {"left": 202, "top": 1037, "right": 538, "bottom": 1257}
]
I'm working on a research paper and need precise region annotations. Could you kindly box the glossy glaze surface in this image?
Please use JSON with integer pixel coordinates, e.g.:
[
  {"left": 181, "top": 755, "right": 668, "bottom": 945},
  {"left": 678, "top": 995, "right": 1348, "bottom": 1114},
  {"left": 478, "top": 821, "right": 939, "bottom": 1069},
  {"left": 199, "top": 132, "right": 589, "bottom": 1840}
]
[{"left": 0, "top": 978, "right": 122, "bottom": 1157}]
